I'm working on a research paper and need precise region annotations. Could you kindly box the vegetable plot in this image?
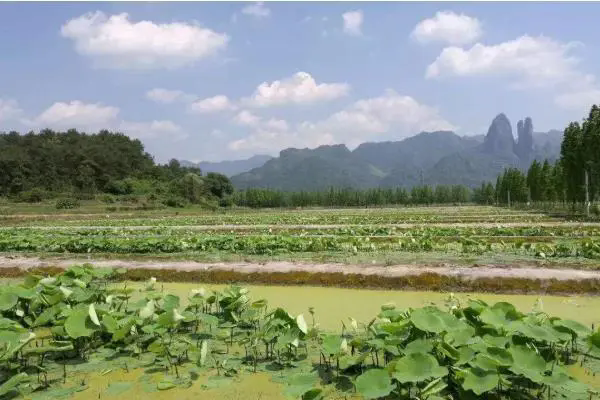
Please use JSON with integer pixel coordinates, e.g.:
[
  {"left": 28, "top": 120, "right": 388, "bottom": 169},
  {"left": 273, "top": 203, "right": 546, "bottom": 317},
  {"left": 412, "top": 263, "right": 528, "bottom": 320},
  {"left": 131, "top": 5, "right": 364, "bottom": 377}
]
[{"left": 0, "top": 265, "right": 599, "bottom": 399}]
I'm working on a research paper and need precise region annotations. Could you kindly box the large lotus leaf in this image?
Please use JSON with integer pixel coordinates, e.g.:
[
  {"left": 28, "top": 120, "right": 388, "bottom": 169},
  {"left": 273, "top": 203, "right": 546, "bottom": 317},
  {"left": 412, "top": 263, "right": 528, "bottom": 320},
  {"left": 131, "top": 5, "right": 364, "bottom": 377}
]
[
  {"left": 411, "top": 307, "right": 447, "bottom": 333},
  {"left": 509, "top": 346, "right": 546, "bottom": 383},
  {"left": 0, "top": 372, "right": 29, "bottom": 397},
  {"left": 139, "top": 300, "right": 155, "bottom": 319},
  {"left": 445, "top": 322, "right": 475, "bottom": 346},
  {"left": 102, "top": 314, "right": 118, "bottom": 333},
  {"left": 461, "top": 368, "right": 499, "bottom": 395},
  {"left": 553, "top": 319, "right": 591, "bottom": 338},
  {"left": 23, "top": 274, "right": 41, "bottom": 289},
  {"left": 484, "top": 346, "right": 513, "bottom": 366},
  {"left": 70, "top": 287, "right": 94, "bottom": 303},
  {"left": 479, "top": 308, "right": 513, "bottom": 328},
  {"left": 469, "top": 354, "right": 502, "bottom": 371},
  {"left": 421, "top": 377, "right": 447, "bottom": 398},
  {"left": 32, "top": 303, "right": 63, "bottom": 327},
  {"left": 321, "top": 335, "right": 344, "bottom": 356},
  {"left": 589, "top": 330, "right": 600, "bottom": 351},
  {"left": 283, "top": 373, "right": 319, "bottom": 398},
  {"left": 163, "top": 294, "right": 180, "bottom": 312},
  {"left": 65, "top": 308, "right": 99, "bottom": 339},
  {"left": 404, "top": 338, "right": 434, "bottom": 355},
  {"left": 10, "top": 286, "right": 36, "bottom": 300},
  {"left": 456, "top": 347, "right": 476, "bottom": 366},
  {"left": 544, "top": 372, "right": 590, "bottom": 394},
  {"left": 355, "top": 369, "right": 394, "bottom": 399},
  {"left": 482, "top": 334, "right": 508, "bottom": 348},
  {"left": 296, "top": 314, "right": 308, "bottom": 335},
  {"left": 393, "top": 353, "right": 448, "bottom": 383},
  {"left": 0, "top": 291, "right": 19, "bottom": 311},
  {"left": 88, "top": 303, "right": 101, "bottom": 326}
]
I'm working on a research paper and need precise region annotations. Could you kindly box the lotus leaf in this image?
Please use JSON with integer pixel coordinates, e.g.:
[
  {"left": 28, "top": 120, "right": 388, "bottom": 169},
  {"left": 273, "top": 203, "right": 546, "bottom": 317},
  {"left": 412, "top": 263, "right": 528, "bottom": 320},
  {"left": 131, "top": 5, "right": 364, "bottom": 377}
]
[
  {"left": 0, "top": 372, "right": 29, "bottom": 397},
  {"left": 355, "top": 369, "right": 394, "bottom": 399},
  {"left": 301, "top": 388, "right": 323, "bottom": 400},
  {"left": 462, "top": 367, "right": 500, "bottom": 395},
  {"left": 296, "top": 314, "right": 308, "bottom": 335},
  {"left": 65, "top": 308, "right": 99, "bottom": 339},
  {"left": 392, "top": 353, "right": 448, "bottom": 383},
  {"left": 410, "top": 307, "right": 447, "bottom": 333},
  {"left": 283, "top": 373, "right": 319, "bottom": 398},
  {"left": 139, "top": 300, "right": 155, "bottom": 319},
  {"left": 509, "top": 345, "right": 546, "bottom": 383},
  {"left": 403, "top": 338, "right": 433, "bottom": 354},
  {"left": 421, "top": 377, "right": 448, "bottom": 398},
  {"left": 321, "top": 335, "right": 344, "bottom": 355},
  {"left": 163, "top": 294, "right": 180, "bottom": 311},
  {"left": 88, "top": 303, "right": 101, "bottom": 326},
  {"left": 0, "top": 291, "right": 18, "bottom": 311},
  {"left": 553, "top": 319, "right": 591, "bottom": 338}
]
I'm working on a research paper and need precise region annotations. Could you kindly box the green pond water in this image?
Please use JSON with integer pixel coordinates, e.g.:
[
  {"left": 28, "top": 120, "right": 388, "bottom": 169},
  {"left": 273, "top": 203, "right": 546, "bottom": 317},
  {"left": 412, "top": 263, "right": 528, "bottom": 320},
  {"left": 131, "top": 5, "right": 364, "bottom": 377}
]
[{"left": 14, "top": 282, "right": 600, "bottom": 400}]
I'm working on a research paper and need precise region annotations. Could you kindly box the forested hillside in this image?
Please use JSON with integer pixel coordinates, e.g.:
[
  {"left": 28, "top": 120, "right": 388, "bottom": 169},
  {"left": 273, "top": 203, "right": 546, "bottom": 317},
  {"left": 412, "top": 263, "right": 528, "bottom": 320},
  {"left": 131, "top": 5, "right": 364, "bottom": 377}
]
[{"left": 0, "top": 129, "right": 233, "bottom": 207}]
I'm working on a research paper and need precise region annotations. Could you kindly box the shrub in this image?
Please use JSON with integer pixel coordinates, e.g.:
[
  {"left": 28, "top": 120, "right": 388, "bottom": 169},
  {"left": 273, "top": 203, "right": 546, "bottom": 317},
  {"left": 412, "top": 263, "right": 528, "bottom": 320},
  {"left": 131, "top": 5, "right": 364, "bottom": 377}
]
[
  {"left": 99, "top": 194, "right": 116, "bottom": 204},
  {"left": 162, "top": 196, "right": 187, "bottom": 208},
  {"left": 55, "top": 198, "right": 80, "bottom": 210},
  {"left": 74, "top": 191, "right": 95, "bottom": 200},
  {"left": 17, "top": 188, "right": 47, "bottom": 203},
  {"left": 121, "top": 194, "right": 141, "bottom": 204}
]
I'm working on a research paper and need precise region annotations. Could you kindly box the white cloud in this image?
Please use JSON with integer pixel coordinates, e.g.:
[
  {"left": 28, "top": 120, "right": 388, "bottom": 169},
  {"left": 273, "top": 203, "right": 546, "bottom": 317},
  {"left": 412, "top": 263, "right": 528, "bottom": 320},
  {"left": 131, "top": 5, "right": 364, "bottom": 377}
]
[
  {"left": 0, "top": 99, "right": 23, "bottom": 121},
  {"left": 342, "top": 10, "right": 363, "bottom": 36},
  {"left": 189, "top": 95, "right": 236, "bottom": 114},
  {"left": 264, "top": 118, "right": 289, "bottom": 131},
  {"left": 242, "top": 2, "right": 271, "bottom": 18},
  {"left": 146, "top": 88, "right": 196, "bottom": 104},
  {"left": 412, "top": 11, "right": 482, "bottom": 45},
  {"left": 119, "top": 120, "right": 187, "bottom": 140},
  {"left": 425, "top": 34, "right": 600, "bottom": 111},
  {"left": 61, "top": 11, "right": 229, "bottom": 69},
  {"left": 229, "top": 90, "right": 455, "bottom": 154},
  {"left": 244, "top": 71, "right": 350, "bottom": 107},
  {"left": 233, "top": 110, "right": 261, "bottom": 127},
  {"left": 426, "top": 35, "right": 581, "bottom": 88},
  {"left": 27, "top": 101, "right": 119, "bottom": 132}
]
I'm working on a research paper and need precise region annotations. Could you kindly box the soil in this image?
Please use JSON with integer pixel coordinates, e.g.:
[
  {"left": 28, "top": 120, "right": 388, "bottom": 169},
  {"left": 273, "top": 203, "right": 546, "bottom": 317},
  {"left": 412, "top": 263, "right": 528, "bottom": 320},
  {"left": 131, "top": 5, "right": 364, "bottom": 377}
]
[{"left": 2, "top": 255, "right": 600, "bottom": 281}]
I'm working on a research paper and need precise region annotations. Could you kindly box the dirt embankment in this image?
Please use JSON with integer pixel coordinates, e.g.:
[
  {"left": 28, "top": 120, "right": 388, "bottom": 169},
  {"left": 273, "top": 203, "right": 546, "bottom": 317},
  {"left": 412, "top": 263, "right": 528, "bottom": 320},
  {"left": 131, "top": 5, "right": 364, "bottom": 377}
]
[{"left": 1, "top": 256, "right": 600, "bottom": 282}]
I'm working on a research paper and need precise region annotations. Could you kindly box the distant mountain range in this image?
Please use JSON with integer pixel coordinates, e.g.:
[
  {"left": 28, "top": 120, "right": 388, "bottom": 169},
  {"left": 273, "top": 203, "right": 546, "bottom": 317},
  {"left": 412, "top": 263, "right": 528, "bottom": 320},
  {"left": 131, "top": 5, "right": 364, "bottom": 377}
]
[
  {"left": 180, "top": 155, "right": 273, "bottom": 177},
  {"left": 192, "top": 114, "right": 563, "bottom": 190}
]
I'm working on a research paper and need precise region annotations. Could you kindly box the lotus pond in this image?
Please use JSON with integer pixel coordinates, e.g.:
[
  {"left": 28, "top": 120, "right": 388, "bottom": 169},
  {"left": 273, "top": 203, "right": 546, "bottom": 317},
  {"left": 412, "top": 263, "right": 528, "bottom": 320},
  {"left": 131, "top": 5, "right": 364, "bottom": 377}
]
[{"left": 1, "top": 266, "right": 600, "bottom": 400}]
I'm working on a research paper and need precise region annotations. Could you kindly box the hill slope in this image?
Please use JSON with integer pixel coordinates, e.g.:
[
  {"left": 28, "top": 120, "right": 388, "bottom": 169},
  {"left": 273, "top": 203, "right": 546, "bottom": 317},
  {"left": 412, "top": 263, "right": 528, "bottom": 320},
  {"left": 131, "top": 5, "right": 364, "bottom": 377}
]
[{"left": 180, "top": 155, "right": 272, "bottom": 177}]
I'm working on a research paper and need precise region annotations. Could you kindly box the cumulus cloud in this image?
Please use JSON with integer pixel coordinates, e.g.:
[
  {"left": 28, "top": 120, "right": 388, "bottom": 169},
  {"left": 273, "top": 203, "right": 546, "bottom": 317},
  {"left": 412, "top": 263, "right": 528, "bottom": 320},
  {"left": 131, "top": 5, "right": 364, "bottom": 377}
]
[
  {"left": 146, "top": 88, "right": 196, "bottom": 104},
  {"left": 25, "top": 101, "right": 120, "bottom": 132},
  {"left": 426, "top": 35, "right": 581, "bottom": 88},
  {"left": 342, "top": 10, "right": 363, "bottom": 36},
  {"left": 233, "top": 110, "right": 262, "bottom": 127},
  {"left": 425, "top": 34, "right": 600, "bottom": 112},
  {"left": 412, "top": 11, "right": 482, "bottom": 45},
  {"left": 244, "top": 72, "right": 349, "bottom": 107},
  {"left": 241, "top": 2, "right": 271, "bottom": 18},
  {"left": 229, "top": 90, "right": 455, "bottom": 153},
  {"left": 119, "top": 120, "right": 187, "bottom": 140},
  {"left": 61, "top": 11, "right": 229, "bottom": 69},
  {"left": 0, "top": 99, "right": 23, "bottom": 121},
  {"left": 189, "top": 95, "right": 236, "bottom": 113}
]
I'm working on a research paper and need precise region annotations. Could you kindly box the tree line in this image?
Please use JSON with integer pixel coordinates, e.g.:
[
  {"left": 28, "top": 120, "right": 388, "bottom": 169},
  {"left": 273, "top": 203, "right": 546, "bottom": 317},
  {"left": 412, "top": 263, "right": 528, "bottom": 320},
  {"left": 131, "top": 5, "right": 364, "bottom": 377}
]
[{"left": 233, "top": 185, "right": 471, "bottom": 208}]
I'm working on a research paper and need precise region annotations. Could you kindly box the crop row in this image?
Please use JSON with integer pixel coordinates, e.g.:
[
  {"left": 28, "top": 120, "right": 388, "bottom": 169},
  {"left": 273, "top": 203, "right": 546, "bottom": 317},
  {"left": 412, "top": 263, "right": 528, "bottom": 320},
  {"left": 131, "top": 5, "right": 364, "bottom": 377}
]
[
  {"left": 2, "top": 210, "right": 554, "bottom": 227},
  {"left": 4, "top": 225, "right": 600, "bottom": 238},
  {"left": 1, "top": 232, "right": 600, "bottom": 259}
]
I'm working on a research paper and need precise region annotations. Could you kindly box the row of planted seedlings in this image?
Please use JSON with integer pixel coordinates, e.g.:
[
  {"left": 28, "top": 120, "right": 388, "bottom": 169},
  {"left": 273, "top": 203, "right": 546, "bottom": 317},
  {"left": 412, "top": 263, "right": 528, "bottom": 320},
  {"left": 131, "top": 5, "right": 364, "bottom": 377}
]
[
  {"left": 3, "top": 230, "right": 600, "bottom": 260},
  {"left": 5, "top": 224, "right": 600, "bottom": 238},
  {"left": 1, "top": 265, "right": 600, "bottom": 399},
  {"left": 3, "top": 210, "right": 555, "bottom": 228}
]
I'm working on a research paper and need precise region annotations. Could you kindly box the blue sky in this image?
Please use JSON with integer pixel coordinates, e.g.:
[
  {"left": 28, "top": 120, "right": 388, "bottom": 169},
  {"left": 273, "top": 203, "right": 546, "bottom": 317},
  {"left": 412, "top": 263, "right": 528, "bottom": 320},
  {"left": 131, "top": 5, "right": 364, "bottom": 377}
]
[{"left": 1, "top": 2, "right": 600, "bottom": 163}]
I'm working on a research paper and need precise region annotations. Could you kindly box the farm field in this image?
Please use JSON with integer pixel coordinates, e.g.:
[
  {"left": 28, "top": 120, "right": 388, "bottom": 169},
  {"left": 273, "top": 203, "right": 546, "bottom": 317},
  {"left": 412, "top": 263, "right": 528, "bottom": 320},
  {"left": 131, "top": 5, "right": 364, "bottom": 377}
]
[
  {"left": 2, "top": 205, "right": 600, "bottom": 399},
  {"left": 2, "top": 205, "right": 600, "bottom": 269}
]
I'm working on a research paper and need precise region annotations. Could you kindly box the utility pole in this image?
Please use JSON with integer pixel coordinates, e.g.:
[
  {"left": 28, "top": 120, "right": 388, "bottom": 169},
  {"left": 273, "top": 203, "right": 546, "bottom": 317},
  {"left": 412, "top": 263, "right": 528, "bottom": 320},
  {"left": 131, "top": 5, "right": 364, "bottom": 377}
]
[
  {"left": 585, "top": 169, "right": 590, "bottom": 217},
  {"left": 507, "top": 190, "right": 511, "bottom": 208}
]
